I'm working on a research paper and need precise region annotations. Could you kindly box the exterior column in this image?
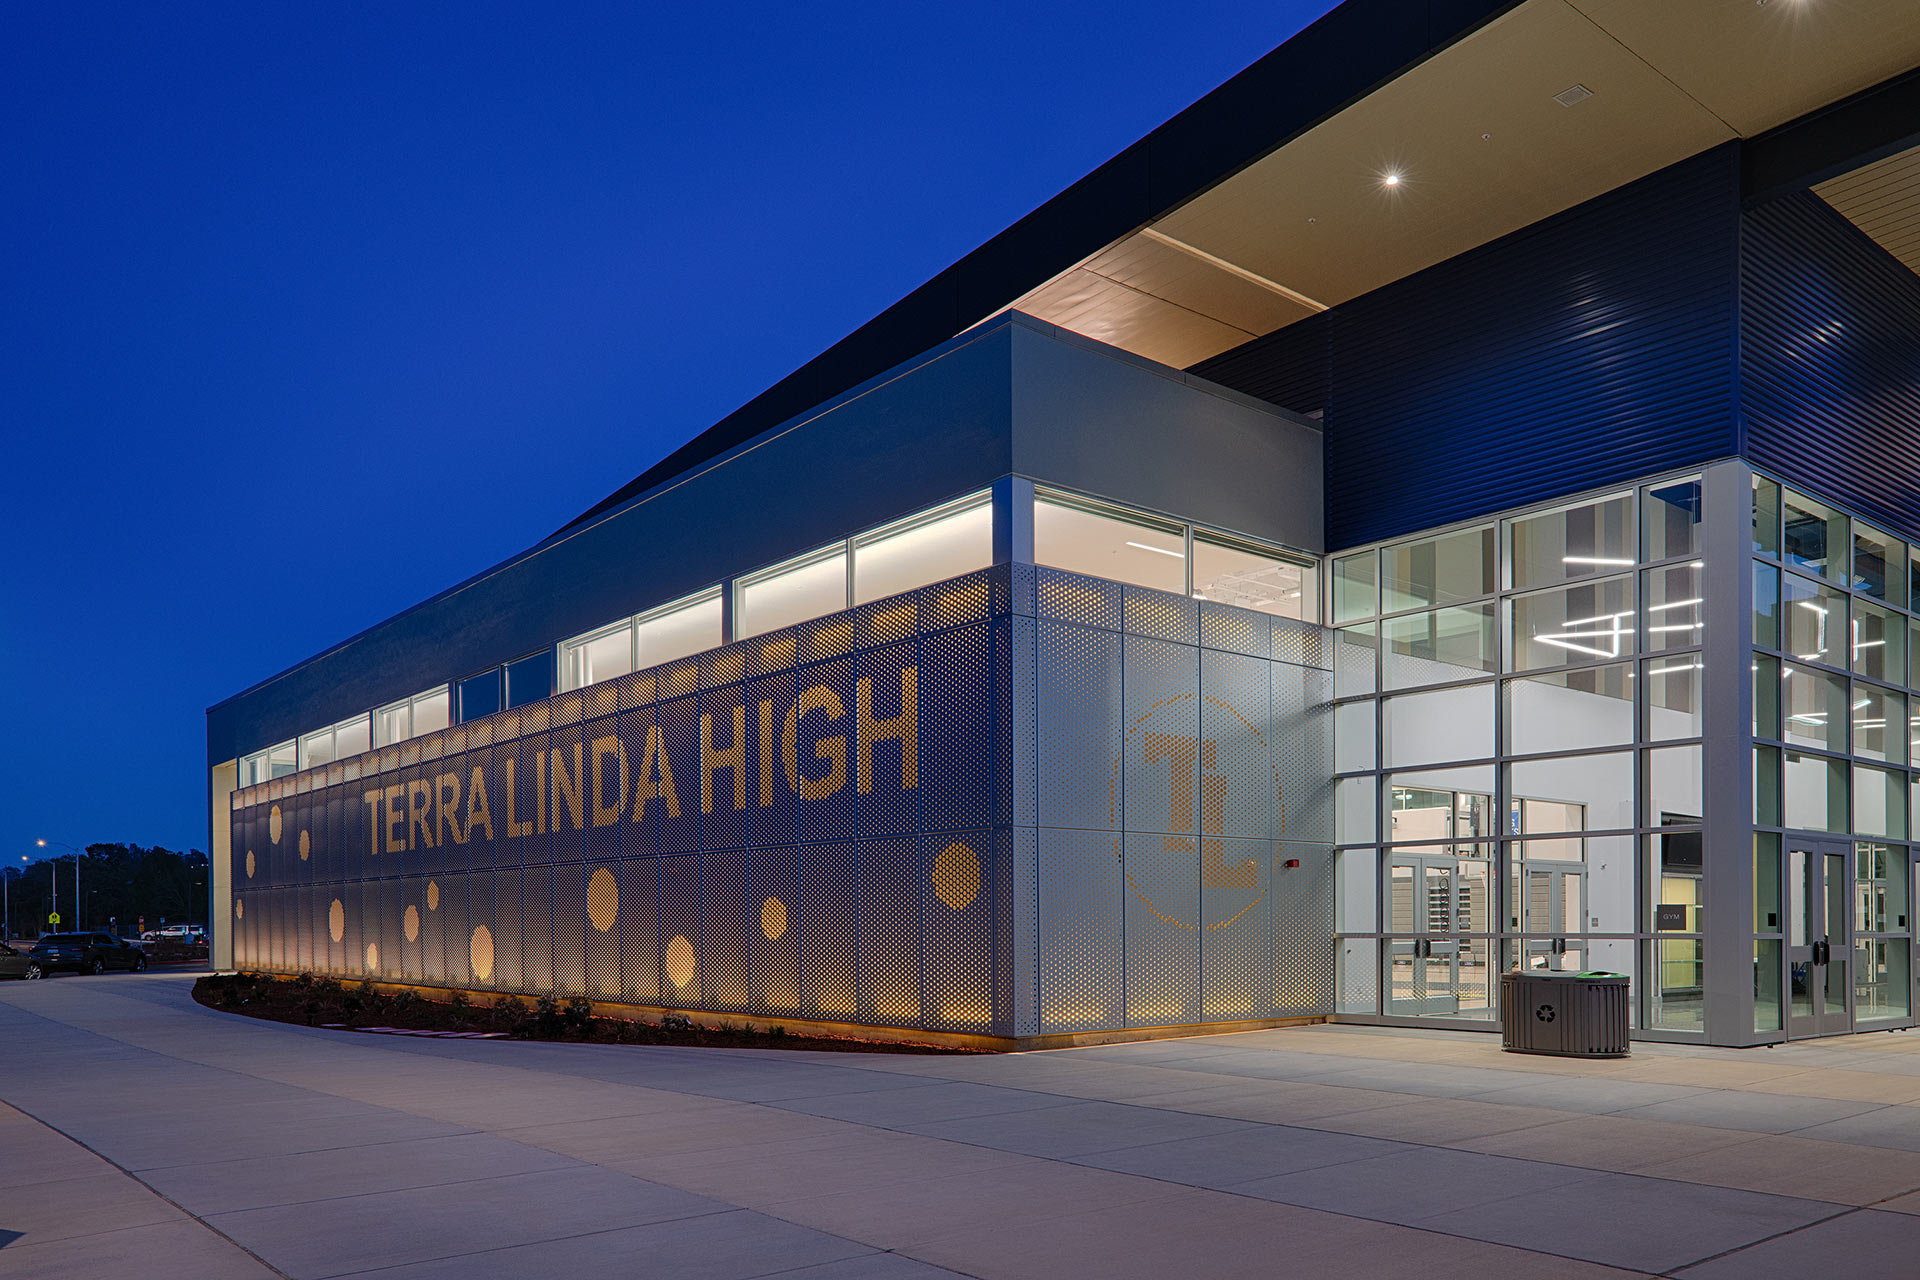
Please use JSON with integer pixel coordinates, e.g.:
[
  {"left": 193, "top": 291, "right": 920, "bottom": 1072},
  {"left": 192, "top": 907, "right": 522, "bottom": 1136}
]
[
  {"left": 1700, "top": 459, "right": 1756, "bottom": 1044},
  {"left": 210, "top": 761, "right": 236, "bottom": 971},
  {"left": 993, "top": 475, "right": 1034, "bottom": 566}
]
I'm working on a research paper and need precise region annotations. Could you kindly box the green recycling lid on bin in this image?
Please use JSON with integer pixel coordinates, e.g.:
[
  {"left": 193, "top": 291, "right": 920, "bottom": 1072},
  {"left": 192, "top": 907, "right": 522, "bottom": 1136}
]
[{"left": 1575, "top": 971, "right": 1625, "bottom": 978}]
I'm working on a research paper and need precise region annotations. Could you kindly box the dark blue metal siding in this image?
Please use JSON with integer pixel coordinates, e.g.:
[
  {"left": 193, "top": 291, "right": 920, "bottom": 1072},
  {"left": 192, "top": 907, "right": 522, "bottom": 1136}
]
[
  {"left": 1195, "top": 146, "right": 1743, "bottom": 550},
  {"left": 1190, "top": 310, "right": 1330, "bottom": 417},
  {"left": 1741, "top": 191, "right": 1920, "bottom": 543}
]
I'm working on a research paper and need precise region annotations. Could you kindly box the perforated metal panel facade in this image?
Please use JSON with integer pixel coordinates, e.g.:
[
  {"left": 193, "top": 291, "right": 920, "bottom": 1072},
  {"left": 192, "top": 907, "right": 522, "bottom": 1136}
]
[
  {"left": 230, "top": 564, "right": 1336, "bottom": 1037},
  {"left": 1031, "top": 568, "right": 1336, "bottom": 1031}
]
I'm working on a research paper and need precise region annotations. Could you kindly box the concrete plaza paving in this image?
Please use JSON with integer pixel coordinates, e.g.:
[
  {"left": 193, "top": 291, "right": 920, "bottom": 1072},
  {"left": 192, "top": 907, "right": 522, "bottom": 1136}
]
[{"left": 6, "top": 978, "right": 1920, "bottom": 1278}]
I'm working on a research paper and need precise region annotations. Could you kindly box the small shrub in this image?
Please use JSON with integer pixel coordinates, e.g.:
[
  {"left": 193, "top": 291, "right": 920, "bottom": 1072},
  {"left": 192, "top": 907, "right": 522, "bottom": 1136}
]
[
  {"left": 564, "top": 996, "right": 593, "bottom": 1035},
  {"left": 493, "top": 995, "right": 532, "bottom": 1036},
  {"left": 660, "top": 1012, "right": 692, "bottom": 1033}
]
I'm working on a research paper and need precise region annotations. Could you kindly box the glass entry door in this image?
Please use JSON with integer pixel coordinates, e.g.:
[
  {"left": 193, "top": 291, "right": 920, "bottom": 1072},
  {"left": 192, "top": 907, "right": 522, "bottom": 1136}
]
[
  {"left": 1520, "top": 863, "right": 1588, "bottom": 971},
  {"left": 1385, "top": 850, "right": 1492, "bottom": 1019},
  {"left": 1788, "top": 841, "right": 1852, "bottom": 1038}
]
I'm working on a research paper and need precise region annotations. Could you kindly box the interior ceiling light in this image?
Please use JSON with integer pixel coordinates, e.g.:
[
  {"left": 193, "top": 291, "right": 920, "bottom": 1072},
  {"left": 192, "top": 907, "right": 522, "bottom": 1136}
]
[
  {"left": 1553, "top": 84, "right": 1594, "bottom": 108},
  {"left": 1562, "top": 555, "right": 1633, "bottom": 566},
  {"left": 1382, "top": 172, "right": 1403, "bottom": 187},
  {"left": 1125, "top": 541, "right": 1184, "bottom": 559}
]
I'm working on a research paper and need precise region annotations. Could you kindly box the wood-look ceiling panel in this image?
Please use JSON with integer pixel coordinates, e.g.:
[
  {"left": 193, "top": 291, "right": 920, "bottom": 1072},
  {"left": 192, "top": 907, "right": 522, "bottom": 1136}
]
[
  {"left": 1077, "top": 233, "right": 1319, "bottom": 335},
  {"left": 1570, "top": 0, "right": 1920, "bottom": 138},
  {"left": 1009, "top": 270, "right": 1256, "bottom": 368},
  {"left": 1156, "top": 0, "right": 1735, "bottom": 308},
  {"left": 1817, "top": 143, "right": 1920, "bottom": 277}
]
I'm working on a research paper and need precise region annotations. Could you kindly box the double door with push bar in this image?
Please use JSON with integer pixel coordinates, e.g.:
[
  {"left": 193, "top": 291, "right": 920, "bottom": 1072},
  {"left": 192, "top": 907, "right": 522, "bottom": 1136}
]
[{"left": 1788, "top": 840, "right": 1851, "bottom": 1037}]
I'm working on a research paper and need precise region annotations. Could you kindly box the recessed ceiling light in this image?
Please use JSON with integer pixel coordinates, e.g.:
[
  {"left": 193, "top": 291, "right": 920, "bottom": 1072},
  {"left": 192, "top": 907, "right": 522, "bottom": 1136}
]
[
  {"left": 1382, "top": 172, "right": 1402, "bottom": 187},
  {"left": 1554, "top": 84, "right": 1594, "bottom": 108}
]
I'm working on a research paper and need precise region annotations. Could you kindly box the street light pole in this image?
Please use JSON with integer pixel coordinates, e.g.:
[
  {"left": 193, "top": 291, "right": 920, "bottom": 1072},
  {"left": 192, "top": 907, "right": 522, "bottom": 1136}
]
[{"left": 37, "top": 840, "right": 82, "bottom": 931}]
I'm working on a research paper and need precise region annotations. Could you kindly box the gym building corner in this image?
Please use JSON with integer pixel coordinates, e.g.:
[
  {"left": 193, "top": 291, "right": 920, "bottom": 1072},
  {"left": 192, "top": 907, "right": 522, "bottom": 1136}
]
[{"left": 209, "top": 0, "right": 1920, "bottom": 1048}]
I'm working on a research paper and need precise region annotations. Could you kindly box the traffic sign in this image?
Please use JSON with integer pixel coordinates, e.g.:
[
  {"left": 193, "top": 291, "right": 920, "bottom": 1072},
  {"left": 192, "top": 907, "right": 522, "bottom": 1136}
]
[{"left": 47, "top": 912, "right": 60, "bottom": 924}]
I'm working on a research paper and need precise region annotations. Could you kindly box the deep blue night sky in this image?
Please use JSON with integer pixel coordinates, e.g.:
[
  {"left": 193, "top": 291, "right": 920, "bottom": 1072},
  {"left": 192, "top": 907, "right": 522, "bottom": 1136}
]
[{"left": 1, "top": 3, "right": 1337, "bottom": 865}]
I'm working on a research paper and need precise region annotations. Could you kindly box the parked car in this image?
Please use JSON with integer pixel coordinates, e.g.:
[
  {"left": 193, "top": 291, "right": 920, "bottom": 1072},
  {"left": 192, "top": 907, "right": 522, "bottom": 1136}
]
[
  {"left": 31, "top": 932, "right": 146, "bottom": 975},
  {"left": 0, "top": 943, "right": 46, "bottom": 980}
]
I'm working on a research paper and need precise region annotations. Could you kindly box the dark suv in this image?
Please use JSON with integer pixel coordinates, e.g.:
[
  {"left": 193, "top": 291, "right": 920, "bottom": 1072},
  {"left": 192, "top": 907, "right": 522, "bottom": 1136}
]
[{"left": 31, "top": 932, "right": 147, "bottom": 975}]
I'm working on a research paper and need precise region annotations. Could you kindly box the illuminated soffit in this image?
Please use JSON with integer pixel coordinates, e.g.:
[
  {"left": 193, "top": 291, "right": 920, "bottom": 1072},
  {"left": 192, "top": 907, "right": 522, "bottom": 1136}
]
[{"left": 999, "top": 0, "right": 1920, "bottom": 368}]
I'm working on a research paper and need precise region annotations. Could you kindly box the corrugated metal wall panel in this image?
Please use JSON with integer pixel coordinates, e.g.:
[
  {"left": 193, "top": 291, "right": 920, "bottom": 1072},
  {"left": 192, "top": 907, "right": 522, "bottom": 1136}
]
[
  {"left": 1187, "top": 310, "right": 1330, "bottom": 419},
  {"left": 1195, "top": 147, "right": 1743, "bottom": 549},
  {"left": 1742, "top": 191, "right": 1920, "bottom": 542}
]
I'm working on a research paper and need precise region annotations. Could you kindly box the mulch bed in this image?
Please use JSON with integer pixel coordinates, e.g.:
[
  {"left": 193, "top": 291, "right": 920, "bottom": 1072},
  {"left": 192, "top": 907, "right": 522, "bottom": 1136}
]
[{"left": 193, "top": 972, "right": 991, "bottom": 1053}]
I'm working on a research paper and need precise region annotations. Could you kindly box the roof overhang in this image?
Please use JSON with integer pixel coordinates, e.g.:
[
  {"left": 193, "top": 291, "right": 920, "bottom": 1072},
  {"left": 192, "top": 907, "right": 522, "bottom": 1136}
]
[
  {"left": 565, "top": 0, "right": 1920, "bottom": 534},
  {"left": 1000, "top": 0, "right": 1920, "bottom": 368}
]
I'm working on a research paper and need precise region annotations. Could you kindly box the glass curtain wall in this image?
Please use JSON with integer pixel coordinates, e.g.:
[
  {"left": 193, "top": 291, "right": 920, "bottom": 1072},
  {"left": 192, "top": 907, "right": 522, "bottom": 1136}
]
[
  {"left": 1752, "top": 474, "right": 1917, "bottom": 1035},
  {"left": 1333, "top": 473, "right": 1708, "bottom": 1032}
]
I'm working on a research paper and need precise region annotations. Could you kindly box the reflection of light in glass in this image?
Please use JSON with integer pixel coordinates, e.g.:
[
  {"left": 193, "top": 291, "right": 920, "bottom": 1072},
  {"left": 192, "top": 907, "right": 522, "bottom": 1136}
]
[{"left": 1535, "top": 608, "right": 1629, "bottom": 658}]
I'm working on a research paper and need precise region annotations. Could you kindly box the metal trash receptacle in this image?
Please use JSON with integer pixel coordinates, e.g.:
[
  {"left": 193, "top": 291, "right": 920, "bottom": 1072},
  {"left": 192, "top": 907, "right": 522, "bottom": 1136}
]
[{"left": 1501, "top": 970, "right": 1630, "bottom": 1058}]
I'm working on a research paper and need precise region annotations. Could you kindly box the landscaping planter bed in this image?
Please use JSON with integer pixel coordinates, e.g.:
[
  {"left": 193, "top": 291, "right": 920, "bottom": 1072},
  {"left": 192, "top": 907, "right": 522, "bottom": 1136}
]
[{"left": 194, "top": 973, "right": 990, "bottom": 1053}]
